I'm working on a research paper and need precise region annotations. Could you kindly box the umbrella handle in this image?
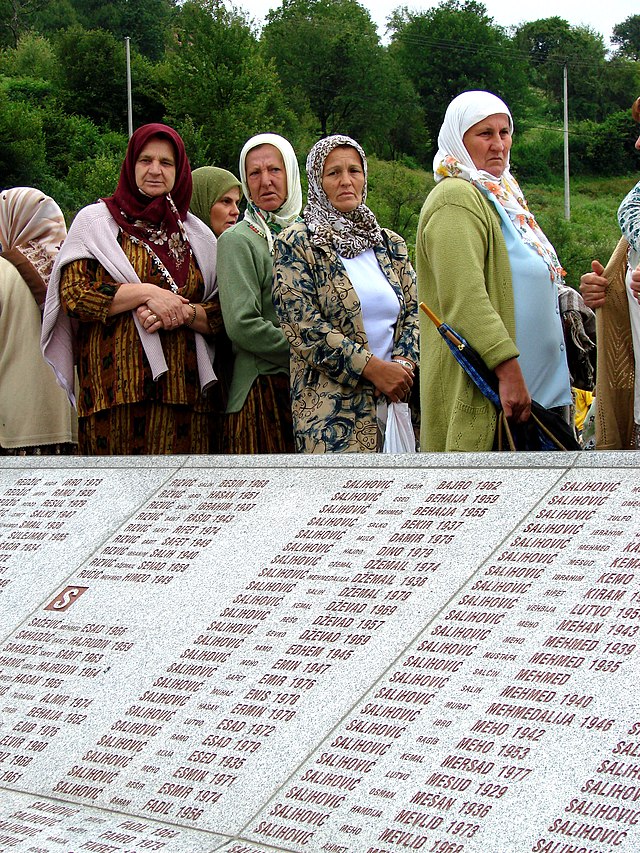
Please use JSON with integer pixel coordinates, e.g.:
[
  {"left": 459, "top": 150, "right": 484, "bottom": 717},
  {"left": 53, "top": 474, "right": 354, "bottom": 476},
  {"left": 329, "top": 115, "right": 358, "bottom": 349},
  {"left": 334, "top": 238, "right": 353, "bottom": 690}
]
[
  {"left": 419, "top": 302, "right": 464, "bottom": 350},
  {"left": 419, "top": 302, "right": 442, "bottom": 326}
]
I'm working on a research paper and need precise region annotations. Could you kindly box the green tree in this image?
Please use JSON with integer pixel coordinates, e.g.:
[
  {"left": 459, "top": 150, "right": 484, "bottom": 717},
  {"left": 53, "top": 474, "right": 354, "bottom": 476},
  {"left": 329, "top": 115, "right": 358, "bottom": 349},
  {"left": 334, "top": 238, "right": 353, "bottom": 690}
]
[
  {"left": 513, "top": 18, "right": 608, "bottom": 120},
  {"left": 53, "top": 26, "right": 164, "bottom": 130},
  {"left": 0, "top": 90, "right": 47, "bottom": 186},
  {"left": 161, "top": 0, "right": 296, "bottom": 170},
  {"left": 612, "top": 14, "right": 640, "bottom": 61},
  {"left": 69, "top": 0, "right": 175, "bottom": 60},
  {"left": 389, "top": 1, "right": 529, "bottom": 148},
  {"left": 0, "top": 32, "right": 57, "bottom": 79},
  {"left": 262, "top": 0, "right": 389, "bottom": 142},
  {"left": 0, "top": 0, "right": 77, "bottom": 47}
]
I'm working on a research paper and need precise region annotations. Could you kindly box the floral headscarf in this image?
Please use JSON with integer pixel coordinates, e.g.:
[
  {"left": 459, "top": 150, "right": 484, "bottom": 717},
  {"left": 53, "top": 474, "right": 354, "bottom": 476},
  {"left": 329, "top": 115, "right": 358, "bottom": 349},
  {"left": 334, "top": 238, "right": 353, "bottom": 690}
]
[
  {"left": 102, "top": 123, "right": 193, "bottom": 289},
  {"left": 239, "top": 133, "right": 302, "bottom": 254},
  {"left": 0, "top": 187, "right": 67, "bottom": 284},
  {"left": 434, "top": 90, "right": 564, "bottom": 285},
  {"left": 304, "top": 134, "right": 383, "bottom": 259}
]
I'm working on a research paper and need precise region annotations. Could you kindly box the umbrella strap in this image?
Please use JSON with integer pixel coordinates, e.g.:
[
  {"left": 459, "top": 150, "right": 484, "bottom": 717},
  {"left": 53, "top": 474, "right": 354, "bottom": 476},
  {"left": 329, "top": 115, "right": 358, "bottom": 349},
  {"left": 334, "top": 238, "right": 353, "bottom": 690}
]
[
  {"left": 497, "top": 411, "right": 516, "bottom": 451},
  {"left": 498, "top": 410, "right": 570, "bottom": 451},
  {"left": 530, "top": 412, "right": 569, "bottom": 450}
]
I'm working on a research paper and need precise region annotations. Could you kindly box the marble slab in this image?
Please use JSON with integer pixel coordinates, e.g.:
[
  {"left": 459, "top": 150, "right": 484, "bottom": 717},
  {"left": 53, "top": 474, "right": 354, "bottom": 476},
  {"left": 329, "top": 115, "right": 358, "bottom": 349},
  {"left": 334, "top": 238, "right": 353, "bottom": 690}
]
[{"left": 0, "top": 453, "right": 638, "bottom": 853}]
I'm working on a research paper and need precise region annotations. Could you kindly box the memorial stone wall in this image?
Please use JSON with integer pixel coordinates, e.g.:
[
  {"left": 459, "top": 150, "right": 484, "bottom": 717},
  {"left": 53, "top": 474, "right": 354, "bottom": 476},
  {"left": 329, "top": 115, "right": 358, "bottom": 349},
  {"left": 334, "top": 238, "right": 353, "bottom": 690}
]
[{"left": 0, "top": 452, "right": 638, "bottom": 853}]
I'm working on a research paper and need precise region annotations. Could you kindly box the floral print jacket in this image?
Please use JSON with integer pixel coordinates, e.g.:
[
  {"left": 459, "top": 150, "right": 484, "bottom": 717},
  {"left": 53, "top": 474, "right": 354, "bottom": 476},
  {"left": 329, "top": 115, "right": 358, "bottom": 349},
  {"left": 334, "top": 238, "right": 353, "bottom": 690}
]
[{"left": 273, "top": 223, "right": 419, "bottom": 453}]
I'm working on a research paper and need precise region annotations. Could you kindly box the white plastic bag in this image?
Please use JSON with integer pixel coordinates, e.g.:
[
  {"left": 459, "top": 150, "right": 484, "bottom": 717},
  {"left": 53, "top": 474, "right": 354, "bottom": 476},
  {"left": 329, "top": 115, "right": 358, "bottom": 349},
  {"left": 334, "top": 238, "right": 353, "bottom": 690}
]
[{"left": 382, "top": 401, "right": 416, "bottom": 453}]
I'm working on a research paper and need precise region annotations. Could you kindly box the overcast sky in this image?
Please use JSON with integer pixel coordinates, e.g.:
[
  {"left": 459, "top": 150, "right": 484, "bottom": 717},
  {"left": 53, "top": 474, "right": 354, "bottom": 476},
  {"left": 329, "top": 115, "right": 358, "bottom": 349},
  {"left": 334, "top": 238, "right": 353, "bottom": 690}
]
[{"left": 241, "top": 0, "right": 637, "bottom": 45}]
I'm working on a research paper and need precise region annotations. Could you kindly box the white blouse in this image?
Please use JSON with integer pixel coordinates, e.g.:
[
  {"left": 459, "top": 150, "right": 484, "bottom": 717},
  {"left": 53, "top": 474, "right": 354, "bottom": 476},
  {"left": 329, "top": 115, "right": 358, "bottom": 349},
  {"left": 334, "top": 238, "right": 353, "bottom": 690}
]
[{"left": 339, "top": 248, "right": 400, "bottom": 362}]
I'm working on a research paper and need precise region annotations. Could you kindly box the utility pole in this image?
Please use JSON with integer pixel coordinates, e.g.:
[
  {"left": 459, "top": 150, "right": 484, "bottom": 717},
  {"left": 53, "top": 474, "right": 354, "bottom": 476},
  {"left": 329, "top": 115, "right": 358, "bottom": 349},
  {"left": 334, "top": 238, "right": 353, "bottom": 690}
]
[
  {"left": 125, "top": 37, "right": 133, "bottom": 139},
  {"left": 563, "top": 62, "right": 570, "bottom": 221}
]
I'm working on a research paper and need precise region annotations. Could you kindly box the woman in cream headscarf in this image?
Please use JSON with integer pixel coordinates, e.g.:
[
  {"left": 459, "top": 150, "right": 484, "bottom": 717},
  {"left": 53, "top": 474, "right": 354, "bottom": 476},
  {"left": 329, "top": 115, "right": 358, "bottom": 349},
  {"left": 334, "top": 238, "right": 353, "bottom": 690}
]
[
  {"left": 216, "top": 132, "right": 302, "bottom": 453},
  {"left": 0, "top": 186, "right": 77, "bottom": 454},
  {"left": 416, "top": 90, "right": 571, "bottom": 452}
]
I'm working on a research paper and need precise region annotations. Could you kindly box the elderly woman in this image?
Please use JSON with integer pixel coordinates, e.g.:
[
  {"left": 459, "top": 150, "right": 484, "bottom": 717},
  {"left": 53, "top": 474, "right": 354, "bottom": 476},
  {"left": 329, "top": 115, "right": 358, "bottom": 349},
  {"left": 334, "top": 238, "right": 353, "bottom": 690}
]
[
  {"left": 216, "top": 133, "right": 302, "bottom": 454},
  {"left": 41, "top": 123, "right": 224, "bottom": 455},
  {"left": 580, "top": 95, "right": 640, "bottom": 450},
  {"left": 190, "top": 166, "right": 241, "bottom": 237},
  {"left": 272, "top": 135, "right": 418, "bottom": 453},
  {"left": 417, "top": 90, "right": 571, "bottom": 452},
  {"left": 0, "top": 187, "right": 77, "bottom": 455}
]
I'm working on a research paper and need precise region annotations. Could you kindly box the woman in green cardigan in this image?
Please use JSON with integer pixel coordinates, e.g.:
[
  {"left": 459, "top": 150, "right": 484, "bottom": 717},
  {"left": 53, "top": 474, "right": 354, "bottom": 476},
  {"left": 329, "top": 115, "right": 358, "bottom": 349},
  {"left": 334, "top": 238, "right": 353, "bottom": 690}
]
[
  {"left": 216, "top": 133, "right": 302, "bottom": 453},
  {"left": 416, "top": 90, "right": 571, "bottom": 452}
]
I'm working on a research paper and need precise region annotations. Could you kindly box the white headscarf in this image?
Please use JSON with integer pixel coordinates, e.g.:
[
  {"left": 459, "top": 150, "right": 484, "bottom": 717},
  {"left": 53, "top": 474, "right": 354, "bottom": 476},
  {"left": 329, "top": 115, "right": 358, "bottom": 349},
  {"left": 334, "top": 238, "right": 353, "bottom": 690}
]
[
  {"left": 239, "top": 133, "right": 302, "bottom": 254},
  {"left": 433, "top": 90, "right": 564, "bottom": 285}
]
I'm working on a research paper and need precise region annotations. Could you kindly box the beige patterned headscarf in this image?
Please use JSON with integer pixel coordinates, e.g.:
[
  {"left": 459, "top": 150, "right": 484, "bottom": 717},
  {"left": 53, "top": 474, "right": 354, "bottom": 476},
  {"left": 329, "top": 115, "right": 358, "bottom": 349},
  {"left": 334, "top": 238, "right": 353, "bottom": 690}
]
[{"left": 0, "top": 187, "right": 67, "bottom": 282}]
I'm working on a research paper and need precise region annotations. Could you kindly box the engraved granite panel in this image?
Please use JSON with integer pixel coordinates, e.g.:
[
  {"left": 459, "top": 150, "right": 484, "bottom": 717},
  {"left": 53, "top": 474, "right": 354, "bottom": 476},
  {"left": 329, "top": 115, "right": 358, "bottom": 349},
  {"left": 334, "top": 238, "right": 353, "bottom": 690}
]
[{"left": 0, "top": 453, "right": 638, "bottom": 853}]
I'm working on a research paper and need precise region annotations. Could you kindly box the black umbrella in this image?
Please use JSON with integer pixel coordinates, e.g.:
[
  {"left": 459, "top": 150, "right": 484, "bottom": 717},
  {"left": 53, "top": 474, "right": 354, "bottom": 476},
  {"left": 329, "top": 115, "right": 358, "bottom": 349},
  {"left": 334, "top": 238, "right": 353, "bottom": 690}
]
[{"left": 420, "top": 302, "right": 581, "bottom": 451}]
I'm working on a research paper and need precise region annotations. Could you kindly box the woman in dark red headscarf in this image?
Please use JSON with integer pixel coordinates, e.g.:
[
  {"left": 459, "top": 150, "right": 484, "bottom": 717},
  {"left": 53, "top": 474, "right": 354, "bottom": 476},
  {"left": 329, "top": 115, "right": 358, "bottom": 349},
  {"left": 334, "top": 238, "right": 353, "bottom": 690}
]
[{"left": 42, "top": 123, "right": 226, "bottom": 455}]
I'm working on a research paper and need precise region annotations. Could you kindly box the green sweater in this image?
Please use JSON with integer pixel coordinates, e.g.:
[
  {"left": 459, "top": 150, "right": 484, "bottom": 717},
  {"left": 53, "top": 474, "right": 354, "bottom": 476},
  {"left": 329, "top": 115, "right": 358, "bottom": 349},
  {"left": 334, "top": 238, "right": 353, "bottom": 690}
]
[
  {"left": 216, "top": 221, "right": 289, "bottom": 413},
  {"left": 416, "top": 178, "right": 519, "bottom": 452}
]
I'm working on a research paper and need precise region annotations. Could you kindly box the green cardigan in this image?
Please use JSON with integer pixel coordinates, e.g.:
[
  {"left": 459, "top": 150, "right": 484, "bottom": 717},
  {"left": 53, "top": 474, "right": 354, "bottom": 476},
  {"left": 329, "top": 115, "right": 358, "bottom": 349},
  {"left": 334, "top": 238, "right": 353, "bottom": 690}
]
[
  {"left": 216, "top": 221, "right": 290, "bottom": 413},
  {"left": 416, "top": 178, "right": 520, "bottom": 452}
]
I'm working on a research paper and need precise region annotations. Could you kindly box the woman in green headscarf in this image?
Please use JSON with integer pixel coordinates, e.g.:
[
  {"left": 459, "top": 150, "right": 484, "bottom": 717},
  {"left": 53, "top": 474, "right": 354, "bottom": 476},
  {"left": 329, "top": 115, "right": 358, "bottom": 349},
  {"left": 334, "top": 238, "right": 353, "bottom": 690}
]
[
  {"left": 190, "top": 166, "right": 242, "bottom": 238},
  {"left": 190, "top": 166, "right": 242, "bottom": 440}
]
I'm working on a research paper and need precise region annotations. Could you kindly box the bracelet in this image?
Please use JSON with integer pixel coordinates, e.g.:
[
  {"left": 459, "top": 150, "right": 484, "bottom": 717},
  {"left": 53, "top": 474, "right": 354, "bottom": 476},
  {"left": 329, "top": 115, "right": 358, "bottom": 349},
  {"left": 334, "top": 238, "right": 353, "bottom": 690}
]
[
  {"left": 185, "top": 302, "right": 197, "bottom": 327},
  {"left": 393, "top": 358, "right": 414, "bottom": 371}
]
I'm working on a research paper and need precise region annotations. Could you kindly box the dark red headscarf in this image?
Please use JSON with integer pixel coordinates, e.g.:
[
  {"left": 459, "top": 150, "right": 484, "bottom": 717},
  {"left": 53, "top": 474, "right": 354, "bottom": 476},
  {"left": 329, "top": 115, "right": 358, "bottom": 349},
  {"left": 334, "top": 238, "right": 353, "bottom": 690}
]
[{"left": 103, "top": 123, "right": 193, "bottom": 288}]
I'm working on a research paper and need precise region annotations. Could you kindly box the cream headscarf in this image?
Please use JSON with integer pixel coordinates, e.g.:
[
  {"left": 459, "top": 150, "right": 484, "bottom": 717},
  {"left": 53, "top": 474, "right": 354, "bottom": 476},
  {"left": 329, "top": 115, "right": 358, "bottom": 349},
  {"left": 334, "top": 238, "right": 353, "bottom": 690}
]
[
  {"left": 239, "top": 133, "right": 302, "bottom": 254},
  {"left": 0, "top": 187, "right": 67, "bottom": 283},
  {"left": 434, "top": 90, "right": 564, "bottom": 285}
]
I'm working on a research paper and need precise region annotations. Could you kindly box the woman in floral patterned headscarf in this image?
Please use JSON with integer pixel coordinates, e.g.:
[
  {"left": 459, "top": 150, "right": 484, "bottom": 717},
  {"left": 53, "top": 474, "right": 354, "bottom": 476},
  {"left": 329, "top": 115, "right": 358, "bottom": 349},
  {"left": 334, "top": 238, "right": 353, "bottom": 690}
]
[
  {"left": 416, "top": 90, "right": 571, "bottom": 452},
  {"left": 272, "top": 134, "right": 418, "bottom": 453},
  {"left": 42, "top": 123, "right": 226, "bottom": 455}
]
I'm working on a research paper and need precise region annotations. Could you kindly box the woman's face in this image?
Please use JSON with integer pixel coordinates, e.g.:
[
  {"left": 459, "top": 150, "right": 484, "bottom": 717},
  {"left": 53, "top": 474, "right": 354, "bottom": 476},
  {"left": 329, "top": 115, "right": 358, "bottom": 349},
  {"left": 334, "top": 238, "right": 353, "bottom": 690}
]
[
  {"left": 463, "top": 113, "right": 512, "bottom": 178},
  {"left": 209, "top": 186, "right": 241, "bottom": 236},
  {"left": 135, "top": 137, "right": 176, "bottom": 197},
  {"left": 245, "top": 144, "right": 287, "bottom": 212},
  {"left": 321, "top": 146, "right": 365, "bottom": 213}
]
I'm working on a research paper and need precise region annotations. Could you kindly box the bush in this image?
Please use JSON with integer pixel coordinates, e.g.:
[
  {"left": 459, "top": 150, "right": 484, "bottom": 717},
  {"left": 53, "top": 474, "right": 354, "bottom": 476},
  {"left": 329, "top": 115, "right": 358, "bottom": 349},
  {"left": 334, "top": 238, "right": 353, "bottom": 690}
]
[{"left": 0, "top": 95, "right": 47, "bottom": 188}]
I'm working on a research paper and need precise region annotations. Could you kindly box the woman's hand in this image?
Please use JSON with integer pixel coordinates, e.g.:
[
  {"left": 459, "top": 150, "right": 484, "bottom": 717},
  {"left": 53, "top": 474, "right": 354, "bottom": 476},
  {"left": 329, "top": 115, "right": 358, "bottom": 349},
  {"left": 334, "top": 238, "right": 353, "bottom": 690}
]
[
  {"left": 362, "top": 355, "right": 414, "bottom": 403},
  {"left": 631, "top": 266, "right": 640, "bottom": 305},
  {"left": 494, "top": 357, "right": 531, "bottom": 423},
  {"left": 580, "top": 260, "right": 608, "bottom": 309},
  {"left": 136, "top": 288, "right": 189, "bottom": 333}
]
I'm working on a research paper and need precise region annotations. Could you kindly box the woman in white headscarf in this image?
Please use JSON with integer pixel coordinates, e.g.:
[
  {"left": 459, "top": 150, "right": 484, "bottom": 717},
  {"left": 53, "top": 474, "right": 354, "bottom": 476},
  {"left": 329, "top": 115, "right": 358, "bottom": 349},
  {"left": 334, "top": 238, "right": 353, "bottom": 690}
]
[
  {"left": 216, "top": 132, "right": 303, "bottom": 453},
  {"left": 0, "top": 187, "right": 77, "bottom": 455},
  {"left": 272, "top": 134, "right": 418, "bottom": 453},
  {"left": 416, "top": 90, "right": 571, "bottom": 452}
]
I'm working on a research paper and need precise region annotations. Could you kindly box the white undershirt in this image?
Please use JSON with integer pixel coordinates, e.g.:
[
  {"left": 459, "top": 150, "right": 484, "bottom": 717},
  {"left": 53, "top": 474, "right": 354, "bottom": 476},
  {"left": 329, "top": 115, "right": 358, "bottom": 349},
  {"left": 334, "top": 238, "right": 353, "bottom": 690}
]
[{"left": 339, "top": 249, "right": 400, "bottom": 362}]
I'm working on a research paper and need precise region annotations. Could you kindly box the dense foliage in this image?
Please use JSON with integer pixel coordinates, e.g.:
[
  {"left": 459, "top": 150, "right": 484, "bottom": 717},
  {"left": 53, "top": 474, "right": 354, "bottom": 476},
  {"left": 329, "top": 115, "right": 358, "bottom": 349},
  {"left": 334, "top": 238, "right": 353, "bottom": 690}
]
[{"left": 0, "top": 0, "right": 638, "bottom": 286}]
